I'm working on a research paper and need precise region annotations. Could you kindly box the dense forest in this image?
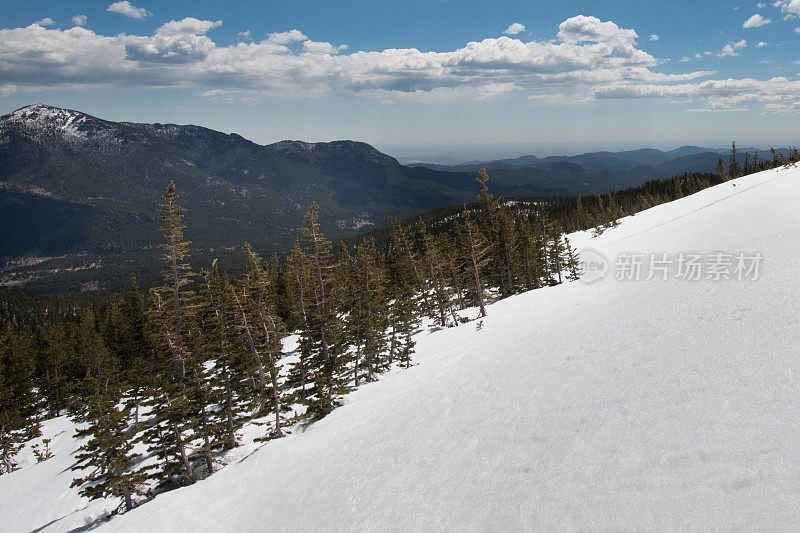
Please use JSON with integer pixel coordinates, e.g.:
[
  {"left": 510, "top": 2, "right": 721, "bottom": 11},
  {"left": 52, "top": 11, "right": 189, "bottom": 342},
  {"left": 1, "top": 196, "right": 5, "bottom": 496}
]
[{"left": 1, "top": 142, "right": 797, "bottom": 515}]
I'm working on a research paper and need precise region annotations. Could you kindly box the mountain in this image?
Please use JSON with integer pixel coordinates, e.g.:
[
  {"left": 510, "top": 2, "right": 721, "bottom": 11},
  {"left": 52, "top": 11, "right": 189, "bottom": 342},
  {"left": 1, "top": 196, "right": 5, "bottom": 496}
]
[
  {"left": 0, "top": 104, "right": 477, "bottom": 252},
  {"left": 2, "top": 165, "right": 798, "bottom": 531},
  {"left": 415, "top": 144, "right": 783, "bottom": 196},
  {"left": 0, "top": 104, "right": 585, "bottom": 292}
]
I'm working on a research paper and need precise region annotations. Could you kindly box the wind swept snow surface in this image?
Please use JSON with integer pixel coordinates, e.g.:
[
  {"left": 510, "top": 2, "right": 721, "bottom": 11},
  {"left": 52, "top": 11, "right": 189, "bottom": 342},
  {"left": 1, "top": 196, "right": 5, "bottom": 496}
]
[{"left": 11, "top": 166, "right": 800, "bottom": 531}]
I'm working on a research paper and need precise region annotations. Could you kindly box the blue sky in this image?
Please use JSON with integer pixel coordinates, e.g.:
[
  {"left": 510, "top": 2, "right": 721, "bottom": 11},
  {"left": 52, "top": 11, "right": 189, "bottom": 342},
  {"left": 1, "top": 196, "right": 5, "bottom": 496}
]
[{"left": 1, "top": 1, "right": 798, "bottom": 157}]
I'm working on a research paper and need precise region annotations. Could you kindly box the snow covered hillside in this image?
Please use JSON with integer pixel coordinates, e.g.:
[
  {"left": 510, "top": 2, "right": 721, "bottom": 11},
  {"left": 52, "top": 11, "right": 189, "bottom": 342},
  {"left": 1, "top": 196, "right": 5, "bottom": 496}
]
[{"left": 6, "top": 165, "right": 800, "bottom": 531}]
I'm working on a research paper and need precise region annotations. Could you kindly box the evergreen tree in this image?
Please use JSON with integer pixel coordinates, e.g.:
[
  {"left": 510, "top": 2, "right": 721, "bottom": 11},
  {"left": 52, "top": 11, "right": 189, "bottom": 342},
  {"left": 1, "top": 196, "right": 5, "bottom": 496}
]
[
  {"left": 417, "top": 219, "right": 456, "bottom": 327},
  {"left": 299, "top": 203, "right": 348, "bottom": 420},
  {"left": 285, "top": 242, "right": 313, "bottom": 401},
  {"left": 457, "top": 208, "right": 490, "bottom": 317},
  {"left": 236, "top": 245, "right": 287, "bottom": 438},
  {"left": 716, "top": 157, "right": 728, "bottom": 181},
  {"left": 0, "top": 326, "right": 41, "bottom": 474},
  {"left": 71, "top": 378, "right": 146, "bottom": 513},
  {"left": 729, "top": 141, "right": 741, "bottom": 179}
]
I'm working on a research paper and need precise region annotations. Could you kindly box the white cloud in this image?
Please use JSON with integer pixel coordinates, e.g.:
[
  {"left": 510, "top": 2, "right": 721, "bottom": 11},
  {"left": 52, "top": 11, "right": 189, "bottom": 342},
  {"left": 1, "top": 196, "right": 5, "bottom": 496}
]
[
  {"left": 649, "top": 34, "right": 660, "bottom": 41},
  {"left": 718, "top": 39, "right": 747, "bottom": 56},
  {"left": 503, "top": 23, "right": 526, "bottom": 35},
  {"left": 679, "top": 56, "right": 691, "bottom": 62},
  {"left": 774, "top": 0, "right": 800, "bottom": 16},
  {"left": 155, "top": 17, "right": 221, "bottom": 36},
  {"left": 107, "top": 1, "right": 150, "bottom": 19},
  {"left": 758, "top": 41, "right": 768, "bottom": 46},
  {"left": 557, "top": 15, "right": 639, "bottom": 47},
  {"left": 743, "top": 13, "right": 772, "bottom": 27},
  {"left": 34, "top": 18, "right": 55, "bottom": 26},
  {"left": 757, "top": 2, "right": 766, "bottom": 7},
  {"left": 124, "top": 18, "right": 221, "bottom": 63},
  {"left": 267, "top": 29, "right": 308, "bottom": 45},
  {"left": 72, "top": 15, "right": 87, "bottom": 27},
  {"left": 796, "top": 26, "right": 800, "bottom": 31},
  {"left": 0, "top": 15, "right": 797, "bottom": 113},
  {"left": 237, "top": 30, "right": 250, "bottom": 39},
  {"left": 302, "top": 40, "right": 347, "bottom": 55}
]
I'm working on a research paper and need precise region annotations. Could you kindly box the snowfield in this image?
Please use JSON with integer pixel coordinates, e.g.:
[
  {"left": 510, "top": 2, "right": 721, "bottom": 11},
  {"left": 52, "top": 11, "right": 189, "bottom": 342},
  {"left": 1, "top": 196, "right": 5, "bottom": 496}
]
[{"left": 3, "top": 165, "right": 800, "bottom": 531}]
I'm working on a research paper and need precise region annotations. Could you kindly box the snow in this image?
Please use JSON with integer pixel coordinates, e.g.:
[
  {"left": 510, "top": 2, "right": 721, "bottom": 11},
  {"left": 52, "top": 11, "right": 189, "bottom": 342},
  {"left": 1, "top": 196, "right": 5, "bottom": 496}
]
[
  {"left": 4, "top": 165, "right": 800, "bottom": 531},
  {"left": 0, "top": 416, "right": 119, "bottom": 532}
]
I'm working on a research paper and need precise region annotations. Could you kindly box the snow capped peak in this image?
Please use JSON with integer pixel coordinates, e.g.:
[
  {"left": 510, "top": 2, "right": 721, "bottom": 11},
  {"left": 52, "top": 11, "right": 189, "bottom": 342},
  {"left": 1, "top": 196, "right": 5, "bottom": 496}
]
[{"left": 3, "top": 103, "right": 93, "bottom": 141}]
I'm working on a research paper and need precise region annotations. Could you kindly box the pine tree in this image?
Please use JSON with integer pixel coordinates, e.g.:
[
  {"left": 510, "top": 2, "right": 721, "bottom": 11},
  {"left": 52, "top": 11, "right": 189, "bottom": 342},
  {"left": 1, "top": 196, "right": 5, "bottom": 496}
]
[
  {"left": 716, "top": 157, "right": 728, "bottom": 181},
  {"left": 673, "top": 175, "right": 683, "bottom": 198},
  {"left": 563, "top": 236, "right": 582, "bottom": 281},
  {"left": 36, "top": 322, "right": 73, "bottom": 417},
  {"left": 417, "top": 218, "right": 456, "bottom": 327},
  {"left": 387, "top": 224, "right": 420, "bottom": 369},
  {"left": 236, "top": 245, "right": 287, "bottom": 438},
  {"left": 457, "top": 208, "right": 490, "bottom": 317},
  {"left": 0, "top": 326, "right": 41, "bottom": 474},
  {"left": 285, "top": 242, "right": 313, "bottom": 401},
  {"left": 476, "top": 169, "right": 516, "bottom": 297},
  {"left": 729, "top": 141, "right": 741, "bottom": 179},
  {"left": 299, "top": 203, "right": 348, "bottom": 420},
  {"left": 142, "top": 182, "right": 204, "bottom": 487},
  {"left": 200, "top": 266, "right": 247, "bottom": 450},
  {"left": 71, "top": 378, "right": 146, "bottom": 513}
]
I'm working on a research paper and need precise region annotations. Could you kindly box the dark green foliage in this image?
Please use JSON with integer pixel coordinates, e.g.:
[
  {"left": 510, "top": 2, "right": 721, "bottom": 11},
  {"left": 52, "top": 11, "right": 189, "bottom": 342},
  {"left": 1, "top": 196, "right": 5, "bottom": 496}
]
[{"left": 71, "top": 378, "right": 146, "bottom": 513}]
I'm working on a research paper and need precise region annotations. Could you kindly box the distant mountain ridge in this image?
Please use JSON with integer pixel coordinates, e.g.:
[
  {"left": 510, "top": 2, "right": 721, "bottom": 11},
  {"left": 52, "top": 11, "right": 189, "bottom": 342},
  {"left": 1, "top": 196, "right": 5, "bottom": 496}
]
[
  {"left": 0, "top": 104, "right": 786, "bottom": 292},
  {"left": 412, "top": 144, "right": 780, "bottom": 195}
]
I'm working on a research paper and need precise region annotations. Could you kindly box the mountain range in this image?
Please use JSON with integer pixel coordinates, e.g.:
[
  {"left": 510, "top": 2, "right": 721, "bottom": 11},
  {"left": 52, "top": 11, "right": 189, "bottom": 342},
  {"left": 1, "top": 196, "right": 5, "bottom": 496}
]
[{"left": 0, "top": 104, "right": 779, "bottom": 292}]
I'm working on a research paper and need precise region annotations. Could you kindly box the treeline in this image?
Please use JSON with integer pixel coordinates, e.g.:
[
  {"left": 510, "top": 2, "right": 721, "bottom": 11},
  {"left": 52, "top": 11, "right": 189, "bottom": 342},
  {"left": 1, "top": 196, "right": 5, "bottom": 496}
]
[{"left": 1, "top": 142, "right": 796, "bottom": 515}]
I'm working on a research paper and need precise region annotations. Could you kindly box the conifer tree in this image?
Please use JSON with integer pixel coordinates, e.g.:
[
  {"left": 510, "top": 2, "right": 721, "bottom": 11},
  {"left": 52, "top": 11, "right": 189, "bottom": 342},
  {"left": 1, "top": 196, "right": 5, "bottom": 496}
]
[
  {"left": 716, "top": 157, "right": 728, "bottom": 181},
  {"left": 417, "top": 218, "right": 456, "bottom": 327},
  {"left": 0, "top": 326, "right": 41, "bottom": 474},
  {"left": 388, "top": 222, "right": 421, "bottom": 367},
  {"left": 71, "top": 378, "right": 146, "bottom": 513},
  {"left": 237, "top": 245, "right": 287, "bottom": 438},
  {"left": 729, "top": 141, "right": 741, "bottom": 179},
  {"left": 285, "top": 242, "right": 313, "bottom": 400},
  {"left": 299, "top": 203, "right": 348, "bottom": 419},
  {"left": 476, "top": 169, "right": 516, "bottom": 297},
  {"left": 457, "top": 208, "right": 489, "bottom": 317},
  {"left": 201, "top": 266, "right": 247, "bottom": 450}
]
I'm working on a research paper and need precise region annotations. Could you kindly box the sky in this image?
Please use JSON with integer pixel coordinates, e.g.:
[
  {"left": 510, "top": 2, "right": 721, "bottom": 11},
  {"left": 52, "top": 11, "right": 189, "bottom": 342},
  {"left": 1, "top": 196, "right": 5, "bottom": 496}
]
[{"left": 1, "top": 0, "right": 799, "bottom": 159}]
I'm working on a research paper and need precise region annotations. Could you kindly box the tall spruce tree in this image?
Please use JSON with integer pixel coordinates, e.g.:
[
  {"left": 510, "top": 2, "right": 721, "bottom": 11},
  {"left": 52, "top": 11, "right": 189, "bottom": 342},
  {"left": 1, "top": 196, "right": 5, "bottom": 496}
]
[{"left": 299, "top": 203, "right": 348, "bottom": 420}]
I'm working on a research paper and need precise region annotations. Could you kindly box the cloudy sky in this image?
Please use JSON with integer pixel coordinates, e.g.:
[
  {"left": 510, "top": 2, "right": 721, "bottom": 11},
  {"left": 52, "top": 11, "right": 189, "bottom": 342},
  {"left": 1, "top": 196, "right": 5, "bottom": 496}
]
[{"left": 1, "top": 0, "right": 799, "bottom": 155}]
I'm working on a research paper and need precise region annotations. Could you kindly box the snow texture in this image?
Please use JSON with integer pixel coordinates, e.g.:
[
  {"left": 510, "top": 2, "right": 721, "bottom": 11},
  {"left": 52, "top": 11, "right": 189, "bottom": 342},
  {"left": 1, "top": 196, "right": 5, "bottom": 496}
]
[{"left": 2, "top": 165, "right": 799, "bottom": 531}]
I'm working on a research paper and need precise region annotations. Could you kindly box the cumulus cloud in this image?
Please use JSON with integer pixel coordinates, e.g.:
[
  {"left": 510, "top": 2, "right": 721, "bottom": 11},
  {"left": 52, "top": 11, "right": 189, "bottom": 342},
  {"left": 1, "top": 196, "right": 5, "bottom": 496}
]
[
  {"left": 267, "top": 29, "right": 308, "bottom": 45},
  {"left": 743, "top": 14, "right": 771, "bottom": 27},
  {"left": 238, "top": 30, "right": 250, "bottom": 39},
  {"left": 649, "top": 34, "right": 660, "bottom": 41},
  {"left": 774, "top": 0, "right": 800, "bottom": 16},
  {"left": 503, "top": 23, "right": 526, "bottom": 35},
  {"left": 679, "top": 56, "right": 690, "bottom": 62},
  {"left": 0, "top": 15, "right": 797, "bottom": 113},
  {"left": 302, "top": 40, "right": 347, "bottom": 55},
  {"left": 34, "top": 18, "right": 55, "bottom": 26},
  {"left": 107, "top": 1, "right": 150, "bottom": 19},
  {"left": 124, "top": 18, "right": 221, "bottom": 63},
  {"left": 718, "top": 39, "right": 747, "bottom": 56},
  {"left": 758, "top": 41, "right": 768, "bottom": 46},
  {"left": 155, "top": 18, "right": 221, "bottom": 36},
  {"left": 72, "top": 15, "right": 88, "bottom": 27}
]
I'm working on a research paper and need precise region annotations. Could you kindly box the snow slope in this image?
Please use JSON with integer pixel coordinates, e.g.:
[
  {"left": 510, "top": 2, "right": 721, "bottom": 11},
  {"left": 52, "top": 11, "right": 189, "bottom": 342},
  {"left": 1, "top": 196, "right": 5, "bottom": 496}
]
[
  {"left": 6, "top": 165, "right": 800, "bottom": 531},
  {"left": 98, "top": 165, "right": 800, "bottom": 531}
]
